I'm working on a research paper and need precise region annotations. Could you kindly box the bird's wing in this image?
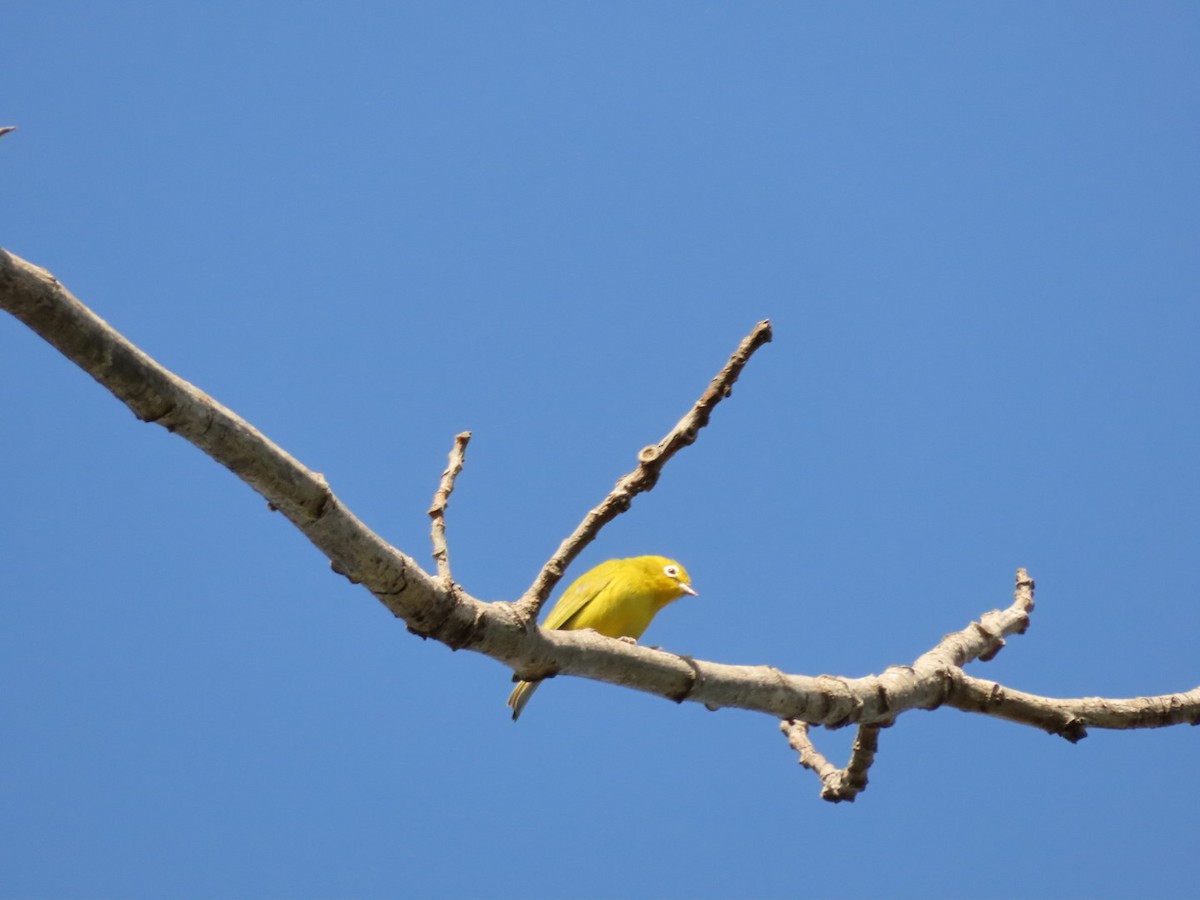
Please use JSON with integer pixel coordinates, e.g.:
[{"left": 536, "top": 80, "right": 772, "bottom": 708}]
[{"left": 542, "top": 560, "right": 622, "bottom": 631}]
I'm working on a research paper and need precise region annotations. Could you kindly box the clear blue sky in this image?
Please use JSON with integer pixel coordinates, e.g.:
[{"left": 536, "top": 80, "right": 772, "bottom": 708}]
[{"left": 3, "top": 4, "right": 1198, "bottom": 898}]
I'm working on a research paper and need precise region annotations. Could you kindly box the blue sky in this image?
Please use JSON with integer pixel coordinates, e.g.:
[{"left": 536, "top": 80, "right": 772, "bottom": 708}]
[{"left": 2, "top": 4, "right": 1198, "bottom": 898}]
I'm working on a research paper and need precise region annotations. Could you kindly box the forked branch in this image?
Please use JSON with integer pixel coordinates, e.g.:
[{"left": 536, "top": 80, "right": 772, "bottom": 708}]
[{"left": 781, "top": 721, "right": 882, "bottom": 803}]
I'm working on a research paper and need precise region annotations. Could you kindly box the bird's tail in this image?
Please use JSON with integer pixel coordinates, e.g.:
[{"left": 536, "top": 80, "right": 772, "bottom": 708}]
[{"left": 507, "top": 680, "right": 541, "bottom": 721}]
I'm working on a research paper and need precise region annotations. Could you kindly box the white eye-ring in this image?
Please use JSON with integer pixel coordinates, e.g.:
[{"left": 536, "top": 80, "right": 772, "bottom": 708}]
[{"left": 663, "top": 564, "right": 679, "bottom": 578}]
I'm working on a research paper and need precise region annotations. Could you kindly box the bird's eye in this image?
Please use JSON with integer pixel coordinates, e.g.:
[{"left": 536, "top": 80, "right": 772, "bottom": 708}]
[{"left": 663, "top": 564, "right": 679, "bottom": 578}]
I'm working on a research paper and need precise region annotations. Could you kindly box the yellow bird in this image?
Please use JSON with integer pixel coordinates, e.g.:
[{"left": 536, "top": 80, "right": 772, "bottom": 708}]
[{"left": 507, "top": 555, "right": 697, "bottom": 720}]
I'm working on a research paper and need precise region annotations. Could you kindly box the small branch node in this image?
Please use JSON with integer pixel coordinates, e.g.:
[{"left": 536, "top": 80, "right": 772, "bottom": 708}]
[
  {"left": 507, "top": 599, "right": 538, "bottom": 632},
  {"left": 668, "top": 654, "right": 703, "bottom": 703},
  {"left": 329, "top": 559, "right": 362, "bottom": 585},
  {"left": 1056, "top": 718, "right": 1089, "bottom": 743},
  {"left": 978, "top": 640, "right": 1005, "bottom": 662}
]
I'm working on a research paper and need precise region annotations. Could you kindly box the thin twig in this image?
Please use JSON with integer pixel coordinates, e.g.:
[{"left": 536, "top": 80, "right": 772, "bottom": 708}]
[
  {"left": 781, "top": 720, "right": 839, "bottom": 781},
  {"left": 428, "top": 431, "right": 471, "bottom": 585},
  {"left": 514, "top": 319, "right": 772, "bottom": 621},
  {"left": 841, "top": 724, "right": 881, "bottom": 798}
]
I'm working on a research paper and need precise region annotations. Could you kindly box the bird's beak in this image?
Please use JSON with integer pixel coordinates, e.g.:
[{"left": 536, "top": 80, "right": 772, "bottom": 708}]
[{"left": 680, "top": 584, "right": 698, "bottom": 596}]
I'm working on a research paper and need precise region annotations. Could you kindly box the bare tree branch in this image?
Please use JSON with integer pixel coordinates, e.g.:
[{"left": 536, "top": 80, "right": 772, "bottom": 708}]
[
  {"left": 3, "top": 246, "right": 1196, "bottom": 801},
  {"left": 514, "top": 319, "right": 773, "bottom": 622},
  {"left": 428, "top": 431, "right": 471, "bottom": 587},
  {"left": 779, "top": 570, "right": 1035, "bottom": 798},
  {"left": 0, "top": 248, "right": 451, "bottom": 631},
  {"left": 919, "top": 568, "right": 1035, "bottom": 670},
  {"left": 946, "top": 674, "right": 1200, "bottom": 740},
  {"left": 781, "top": 720, "right": 882, "bottom": 803}
]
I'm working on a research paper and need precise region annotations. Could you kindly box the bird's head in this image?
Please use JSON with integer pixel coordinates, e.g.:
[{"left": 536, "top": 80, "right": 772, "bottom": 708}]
[{"left": 634, "top": 555, "right": 697, "bottom": 601}]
